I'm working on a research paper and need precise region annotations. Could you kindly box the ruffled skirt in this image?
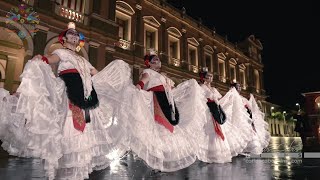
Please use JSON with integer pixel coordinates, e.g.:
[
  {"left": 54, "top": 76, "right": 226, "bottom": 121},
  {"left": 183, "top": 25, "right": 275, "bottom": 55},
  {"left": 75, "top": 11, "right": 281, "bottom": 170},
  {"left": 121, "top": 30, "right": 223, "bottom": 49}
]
[
  {"left": 120, "top": 79, "right": 208, "bottom": 171},
  {"left": 196, "top": 108, "right": 233, "bottom": 163},
  {"left": 0, "top": 59, "right": 131, "bottom": 179},
  {"left": 248, "top": 94, "right": 271, "bottom": 152},
  {"left": 219, "top": 88, "right": 254, "bottom": 156}
]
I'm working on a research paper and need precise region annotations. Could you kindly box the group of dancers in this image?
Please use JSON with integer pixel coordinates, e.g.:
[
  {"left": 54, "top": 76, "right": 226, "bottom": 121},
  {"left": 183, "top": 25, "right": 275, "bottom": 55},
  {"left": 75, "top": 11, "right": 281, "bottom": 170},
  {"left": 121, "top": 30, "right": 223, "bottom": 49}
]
[{"left": 0, "top": 22, "right": 270, "bottom": 180}]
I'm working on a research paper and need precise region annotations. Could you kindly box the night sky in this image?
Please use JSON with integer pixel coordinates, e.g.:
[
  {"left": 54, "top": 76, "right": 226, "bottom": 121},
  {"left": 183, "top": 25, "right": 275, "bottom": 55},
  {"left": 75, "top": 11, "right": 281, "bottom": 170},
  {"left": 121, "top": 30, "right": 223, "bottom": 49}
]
[{"left": 167, "top": 0, "right": 315, "bottom": 109}]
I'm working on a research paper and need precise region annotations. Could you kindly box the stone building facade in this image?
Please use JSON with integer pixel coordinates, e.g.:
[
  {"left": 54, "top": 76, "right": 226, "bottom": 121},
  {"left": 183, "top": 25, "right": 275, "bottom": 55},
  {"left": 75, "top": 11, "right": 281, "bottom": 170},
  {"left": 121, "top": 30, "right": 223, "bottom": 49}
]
[{"left": 0, "top": 0, "right": 266, "bottom": 110}]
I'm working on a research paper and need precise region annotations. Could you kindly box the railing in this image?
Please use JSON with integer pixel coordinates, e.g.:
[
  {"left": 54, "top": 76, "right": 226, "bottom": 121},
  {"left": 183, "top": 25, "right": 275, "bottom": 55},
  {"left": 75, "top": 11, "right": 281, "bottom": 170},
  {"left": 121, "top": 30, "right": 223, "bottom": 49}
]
[
  {"left": 242, "top": 84, "right": 247, "bottom": 90},
  {"left": 55, "top": 5, "right": 84, "bottom": 23},
  {"left": 169, "top": 57, "right": 181, "bottom": 67},
  {"left": 22, "top": 0, "right": 34, "bottom": 6},
  {"left": 219, "top": 75, "right": 226, "bottom": 83},
  {"left": 188, "top": 64, "right": 199, "bottom": 73},
  {"left": 117, "top": 39, "right": 131, "bottom": 50}
]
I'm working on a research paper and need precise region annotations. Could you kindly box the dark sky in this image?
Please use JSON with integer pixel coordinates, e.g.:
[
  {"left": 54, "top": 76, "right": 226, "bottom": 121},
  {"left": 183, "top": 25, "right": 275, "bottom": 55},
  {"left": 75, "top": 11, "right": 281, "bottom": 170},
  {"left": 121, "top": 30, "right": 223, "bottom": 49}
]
[{"left": 167, "top": 0, "right": 315, "bottom": 109}]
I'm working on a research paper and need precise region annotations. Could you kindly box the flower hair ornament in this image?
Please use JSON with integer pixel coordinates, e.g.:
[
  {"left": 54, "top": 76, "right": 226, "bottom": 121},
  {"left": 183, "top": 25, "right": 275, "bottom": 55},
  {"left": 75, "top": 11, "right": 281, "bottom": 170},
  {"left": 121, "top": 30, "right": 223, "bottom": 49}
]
[
  {"left": 144, "top": 49, "right": 158, "bottom": 67},
  {"left": 230, "top": 79, "right": 240, "bottom": 87},
  {"left": 199, "top": 67, "right": 208, "bottom": 83},
  {"left": 58, "top": 22, "right": 85, "bottom": 52}
]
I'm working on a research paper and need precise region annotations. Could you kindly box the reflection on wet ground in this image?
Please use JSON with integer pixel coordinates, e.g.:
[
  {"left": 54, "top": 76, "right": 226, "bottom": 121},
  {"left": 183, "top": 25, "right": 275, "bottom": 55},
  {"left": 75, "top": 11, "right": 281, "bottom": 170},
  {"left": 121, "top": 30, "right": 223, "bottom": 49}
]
[{"left": 0, "top": 137, "right": 320, "bottom": 179}]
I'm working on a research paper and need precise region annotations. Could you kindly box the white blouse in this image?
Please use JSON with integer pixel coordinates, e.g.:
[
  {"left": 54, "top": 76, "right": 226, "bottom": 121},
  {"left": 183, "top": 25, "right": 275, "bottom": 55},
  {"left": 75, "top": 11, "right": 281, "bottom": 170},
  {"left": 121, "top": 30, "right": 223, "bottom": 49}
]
[
  {"left": 52, "top": 49, "right": 94, "bottom": 99},
  {"left": 142, "top": 69, "right": 174, "bottom": 90},
  {"left": 141, "top": 68, "right": 176, "bottom": 114},
  {"left": 201, "top": 84, "right": 222, "bottom": 102}
]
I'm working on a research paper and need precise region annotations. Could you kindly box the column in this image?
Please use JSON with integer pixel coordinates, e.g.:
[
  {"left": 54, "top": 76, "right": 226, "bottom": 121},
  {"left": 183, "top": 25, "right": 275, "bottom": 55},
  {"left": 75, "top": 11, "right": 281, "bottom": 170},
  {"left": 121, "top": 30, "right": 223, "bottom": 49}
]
[
  {"left": 198, "top": 38, "right": 204, "bottom": 68},
  {"left": 96, "top": 44, "right": 106, "bottom": 70},
  {"left": 108, "top": 0, "right": 116, "bottom": 20},
  {"left": 225, "top": 57, "right": 230, "bottom": 83},
  {"left": 92, "top": 0, "right": 102, "bottom": 15},
  {"left": 37, "top": 0, "right": 53, "bottom": 11},
  {"left": 133, "top": 2, "right": 143, "bottom": 57},
  {"left": 212, "top": 47, "right": 219, "bottom": 80},
  {"left": 105, "top": 45, "right": 115, "bottom": 65},
  {"left": 101, "top": 0, "right": 109, "bottom": 18},
  {"left": 181, "top": 28, "right": 188, "bottom": 71},
  {"left": 259, "top": 70, "right": 265, "bottom": 93},
  {"left": 160, "top": 17, "right": 168, "bottom": 65},
  {"left": 4, "top": 56, "right": 16, "bottom": 92},
  {"left": 132, "top": 64, "right": 140, "bottom": 84},
  {"left": 88, "top": 41, "right": 99, "bottom": 68},
  {"left": 247, "top": 64, "right": 255, "bottom": 93},
  {"left": 33, "top": 26, "right": 49, "bottom": 56},
  {"left": 236, "top": 64, "right": 240, "bottom": 84}
]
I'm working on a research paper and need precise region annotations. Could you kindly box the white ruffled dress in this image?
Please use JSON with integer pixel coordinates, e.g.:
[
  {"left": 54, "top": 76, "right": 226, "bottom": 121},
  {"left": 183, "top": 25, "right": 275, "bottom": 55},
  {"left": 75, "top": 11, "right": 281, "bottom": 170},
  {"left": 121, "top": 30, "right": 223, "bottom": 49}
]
[
  {"left": 241, "top": 96, "right": 265, "bottom": 155},
  {"left": 219, "top": 88, "right": 253, "bottom": 156},
  {"left": 119, "top": 69, "right": 208, "bottom": 171},
  {"left": 248, "top": 94, "right": 271, "bottom": 151},
  {"left": 0, "top": 49, "right": 131, "bottom": 180},
  {"left": 196, "top": 84, "right": 232, "bottom": 163}
]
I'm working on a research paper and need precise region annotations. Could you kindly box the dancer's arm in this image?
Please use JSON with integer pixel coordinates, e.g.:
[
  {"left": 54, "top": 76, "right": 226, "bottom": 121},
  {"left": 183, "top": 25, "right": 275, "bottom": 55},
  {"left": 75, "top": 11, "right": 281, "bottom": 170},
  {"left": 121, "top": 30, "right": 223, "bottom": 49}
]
[
  {"left": 136, "top": 73, "right": 150, "bottom": 90},
  {"left": 90, "top": 68, "right": 99, "bottom": 76},
  {"left": 32, "top": 54, "right": 60, "bottom": 64}
]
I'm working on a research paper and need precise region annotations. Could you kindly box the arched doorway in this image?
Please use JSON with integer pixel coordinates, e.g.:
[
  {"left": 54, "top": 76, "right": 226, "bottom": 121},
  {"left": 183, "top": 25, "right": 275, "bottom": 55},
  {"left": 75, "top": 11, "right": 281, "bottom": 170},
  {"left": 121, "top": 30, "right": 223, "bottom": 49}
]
[
  {"left": 0, "top": 16, "right": 34, "bottom": 92},
  {"left": 315, "top": 96, "right": 320, "bottom": 112}
]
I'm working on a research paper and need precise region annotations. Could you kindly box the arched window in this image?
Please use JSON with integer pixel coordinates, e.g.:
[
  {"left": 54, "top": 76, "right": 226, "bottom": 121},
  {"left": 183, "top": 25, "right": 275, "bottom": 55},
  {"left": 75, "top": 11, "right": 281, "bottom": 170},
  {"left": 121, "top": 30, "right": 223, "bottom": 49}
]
[
  {"left": 116, "top": 1, "right": 135, "bottom": 50},
  {"left": 143, "top": 16, "right": 160, "bottom": 54},
  {"left": 315, "top": 96, "right": 320, "bottom": 111},
  {"left": 167, "top": 27, "right": 182, "bottom": 67}
]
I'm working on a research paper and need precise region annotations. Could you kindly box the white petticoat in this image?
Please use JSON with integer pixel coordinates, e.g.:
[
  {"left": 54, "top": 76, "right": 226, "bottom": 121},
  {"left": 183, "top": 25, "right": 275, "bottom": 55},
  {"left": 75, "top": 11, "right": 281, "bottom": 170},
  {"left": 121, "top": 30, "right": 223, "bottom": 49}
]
[
  {"left": 196, "top": 108, "right": 233, "bottom": 163},
  {"left": 249, "top": 94, "right": 271, "bottom": 151},
  {"left": 240, "top": 94, "right": 269, "bottom": 155},
  {"left": 0, "top": 59, "right": 131, "bottom": 179},
  {"left": 119, "top": 79, "right": 207, "bottom": 171},
  {"left": 219, "top": 88, "right": 254, "bottom": 156}
]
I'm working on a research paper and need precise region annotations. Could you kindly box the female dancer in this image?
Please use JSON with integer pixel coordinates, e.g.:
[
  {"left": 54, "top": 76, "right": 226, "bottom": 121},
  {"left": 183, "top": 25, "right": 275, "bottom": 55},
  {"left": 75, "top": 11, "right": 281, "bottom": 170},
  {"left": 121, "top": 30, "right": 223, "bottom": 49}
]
[
  {"left": 228, "top": 80, "right": 264, "bottom": 155},
  {"left": 218, "top": 80, "right": 253, "bottom": 156},
  {"left": 0, "top": 22, "right": 130, "bottom": 180},
  {"left": 196, "top": 68, "right": 232, "bottom": 163},
  {"left": 120, "top": 49, "right": 208, "bottom": 171}
]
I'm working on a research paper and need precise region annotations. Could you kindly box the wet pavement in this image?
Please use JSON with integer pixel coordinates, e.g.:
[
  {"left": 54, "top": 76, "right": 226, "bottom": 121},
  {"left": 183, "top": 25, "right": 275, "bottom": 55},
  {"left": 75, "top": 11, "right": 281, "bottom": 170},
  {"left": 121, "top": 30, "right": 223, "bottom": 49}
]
[{"left": 1, "top": 137, "right": 320, "bottom": 180}]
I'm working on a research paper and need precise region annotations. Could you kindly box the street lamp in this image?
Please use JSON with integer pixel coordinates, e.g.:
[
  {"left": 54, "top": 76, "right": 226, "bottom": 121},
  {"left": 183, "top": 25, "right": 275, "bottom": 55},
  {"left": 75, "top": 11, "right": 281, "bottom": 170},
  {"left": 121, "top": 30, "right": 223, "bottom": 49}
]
[
  {"left": 283, "top": 111, "right": 287, "bottom": 135},
  {"left": 296, "top": 103, "right": 301, "bottom": 111},
  {"left": 271, "top": 106, "right": 274, "bottom": 117}
]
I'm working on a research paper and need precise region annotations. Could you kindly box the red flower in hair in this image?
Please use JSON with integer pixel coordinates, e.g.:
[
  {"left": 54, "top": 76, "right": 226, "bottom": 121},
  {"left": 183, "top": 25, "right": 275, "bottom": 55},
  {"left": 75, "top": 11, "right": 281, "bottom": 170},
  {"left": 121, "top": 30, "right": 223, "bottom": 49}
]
[
  {"left": 199, "top": 72, "right": 206, "bottom": 83},
  {"left": 58, "top": 30, "right": 66, "bottom": 45},
  {"left": 144, "top": 54, "right": 151, "bottom": 67}
]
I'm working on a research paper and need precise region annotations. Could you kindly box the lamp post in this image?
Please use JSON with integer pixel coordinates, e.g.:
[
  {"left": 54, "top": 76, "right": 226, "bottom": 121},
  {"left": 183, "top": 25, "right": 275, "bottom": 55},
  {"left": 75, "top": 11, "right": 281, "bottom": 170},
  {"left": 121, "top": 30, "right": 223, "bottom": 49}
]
[
  {"left": 271, "top": 106, "right": 274, "bottom": 117},
  {"left": 296, "top": 103, "right": 301, "bottom": 112},
  {"left": 283, "top": 111, "right": 287, "bottom": 135}
]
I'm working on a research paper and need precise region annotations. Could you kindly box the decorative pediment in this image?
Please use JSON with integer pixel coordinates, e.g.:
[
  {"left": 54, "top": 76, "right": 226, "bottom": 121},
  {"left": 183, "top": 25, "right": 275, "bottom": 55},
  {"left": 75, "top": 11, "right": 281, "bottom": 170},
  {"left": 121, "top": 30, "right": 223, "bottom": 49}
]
[
  {"left": 256, "top": 39, "right": 263, "bottom": 49},
  {"left": 116, "top": 1, "right": 135, "bottom": 15},
  {"left": 229, "top": 58, "right": 237, "bottom": 65},
  {"left": 204, "top": 45, "right": 214, "bottom": 53},
  {"left": 187, "top": 37, "right": 199, "bottom": 46},
  {"left": 239, "top": 64, "right": 246, "bottom": 69},
  {"left": 217, "top": 52, "right": 226, "bottom": 60},
  {"left": 143, "top": 16, "right": 160, "bottom": 28},
  {"left": 167, "top": 27, "right": 182, "bottom": 38},
  {"left": 249, "top": 35, "right": 263, "bottom": 50}
]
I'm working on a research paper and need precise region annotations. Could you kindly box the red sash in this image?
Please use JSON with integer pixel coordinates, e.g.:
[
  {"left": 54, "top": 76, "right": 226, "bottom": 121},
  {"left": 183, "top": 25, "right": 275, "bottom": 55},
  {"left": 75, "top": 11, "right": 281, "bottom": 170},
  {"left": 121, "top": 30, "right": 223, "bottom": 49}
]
[
  {"left": 212, "top": 117, "right": 225, "bottom": 140},
  {"left": 149, "top": 86, "right": 174, "bottom": 133},
  {"left": 69, "top": 102, "right": 86, "bottom": 132}
]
